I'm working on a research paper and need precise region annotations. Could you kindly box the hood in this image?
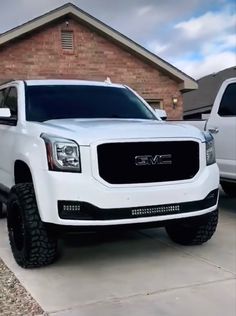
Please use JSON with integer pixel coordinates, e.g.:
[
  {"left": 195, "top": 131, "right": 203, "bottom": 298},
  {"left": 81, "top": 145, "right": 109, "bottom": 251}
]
[{"left": 39, "top": 119, "right": 205, "bottom": 145}]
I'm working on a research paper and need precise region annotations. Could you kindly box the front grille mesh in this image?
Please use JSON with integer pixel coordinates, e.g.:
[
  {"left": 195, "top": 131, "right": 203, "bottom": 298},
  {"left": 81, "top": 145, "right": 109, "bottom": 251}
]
[{"left": 97, "top": 141, "right": 199, "bottom": 184}]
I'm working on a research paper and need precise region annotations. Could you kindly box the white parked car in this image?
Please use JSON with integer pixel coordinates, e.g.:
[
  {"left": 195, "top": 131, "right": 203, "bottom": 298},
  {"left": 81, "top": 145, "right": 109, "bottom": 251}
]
[
  {"left": 0, "top": 80, "right": 219, "bottom": 268},
  {"left": 176, "top": 78, "right": 236, "bottom": 197}
]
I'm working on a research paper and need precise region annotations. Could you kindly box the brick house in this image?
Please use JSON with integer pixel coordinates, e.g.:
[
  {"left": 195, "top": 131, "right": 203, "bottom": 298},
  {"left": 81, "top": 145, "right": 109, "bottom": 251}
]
[{"left": 0, "top": 3, "right": 197, "bottom": 119}]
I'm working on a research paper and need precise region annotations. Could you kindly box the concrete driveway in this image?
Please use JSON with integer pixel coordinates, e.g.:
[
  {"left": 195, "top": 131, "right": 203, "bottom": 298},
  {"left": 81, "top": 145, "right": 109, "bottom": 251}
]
[{"left": 0, "top": 191, "right": 235, "bottom": 316}]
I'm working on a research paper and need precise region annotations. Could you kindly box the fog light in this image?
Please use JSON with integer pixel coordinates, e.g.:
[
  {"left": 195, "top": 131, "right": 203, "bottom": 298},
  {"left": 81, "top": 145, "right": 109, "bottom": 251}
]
[{"left": 58, "top": 201, "right": 93, "bottom": 220}]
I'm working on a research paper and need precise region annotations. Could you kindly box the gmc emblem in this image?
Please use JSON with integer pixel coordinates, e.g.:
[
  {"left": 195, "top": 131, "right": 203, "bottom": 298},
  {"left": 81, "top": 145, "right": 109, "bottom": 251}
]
[{"left": 135, "top": 154, "right": 172, "bottom": 166}]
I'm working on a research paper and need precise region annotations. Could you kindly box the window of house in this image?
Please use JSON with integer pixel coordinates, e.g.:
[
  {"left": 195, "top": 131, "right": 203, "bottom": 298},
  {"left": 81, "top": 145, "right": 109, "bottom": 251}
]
[
  {"left": 61, "top": 31, "right": 74, "bottom": 50},
  {"left": 218, "top": 83, "right": 236, "bottom": 116},
  {"left": 146, "top": 99, "right": 164, "bottom": 110}
]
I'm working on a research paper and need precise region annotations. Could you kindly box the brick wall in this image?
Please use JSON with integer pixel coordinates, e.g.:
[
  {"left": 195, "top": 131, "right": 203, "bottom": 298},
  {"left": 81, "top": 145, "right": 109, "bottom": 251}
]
[{"left": 0, "top": 18, "right": 183, "bottom": 119}]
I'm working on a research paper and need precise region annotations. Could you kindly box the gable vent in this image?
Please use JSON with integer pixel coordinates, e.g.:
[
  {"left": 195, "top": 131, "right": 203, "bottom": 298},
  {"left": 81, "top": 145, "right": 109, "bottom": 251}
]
[{"left": 61, "top": 31, "right": 74, "bottom": 50}]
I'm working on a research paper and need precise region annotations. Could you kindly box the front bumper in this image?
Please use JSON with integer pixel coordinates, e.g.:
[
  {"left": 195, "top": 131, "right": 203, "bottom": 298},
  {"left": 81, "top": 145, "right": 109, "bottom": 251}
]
[
  {"left": 33, "top": 161, "right": 219, "bottom": 226},
  {"left": 58, "top": 189, "right": 218, "bottom": 220}
]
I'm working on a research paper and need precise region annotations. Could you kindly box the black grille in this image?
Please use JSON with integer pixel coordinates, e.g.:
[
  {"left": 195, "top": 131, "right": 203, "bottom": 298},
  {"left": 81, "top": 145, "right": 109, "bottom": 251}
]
[{"left": 97, "top": 141, "right": 199, "bottom": 184}]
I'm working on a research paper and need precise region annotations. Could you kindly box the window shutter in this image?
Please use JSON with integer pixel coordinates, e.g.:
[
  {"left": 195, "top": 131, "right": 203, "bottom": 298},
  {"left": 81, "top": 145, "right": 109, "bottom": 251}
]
[{"left": 61, "top": 31, "right": 74, "bottom": 50}]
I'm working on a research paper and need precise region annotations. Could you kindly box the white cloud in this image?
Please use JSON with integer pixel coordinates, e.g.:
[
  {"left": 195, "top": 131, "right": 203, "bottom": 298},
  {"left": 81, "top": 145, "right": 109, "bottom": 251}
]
[
  {"left": 201, "top": 34, "right": 236, "bottom": 55},
  {"left": 174, "top": 10, "right": 236, "bottom": 40},
  {"left": 221, "top": 34, "right": 236, "bottom": 48},
  {"left": 147, "top": 41, "right": 169, "bottom": 54},
  {"left": 159, "top": 8, "right": 236, "bottom": 78},
  {"left": 137, "top": 5, "right": 153, "bottom": 17},
  {"left": 174, "top": 51, "right": 236, "bottom": 79}
]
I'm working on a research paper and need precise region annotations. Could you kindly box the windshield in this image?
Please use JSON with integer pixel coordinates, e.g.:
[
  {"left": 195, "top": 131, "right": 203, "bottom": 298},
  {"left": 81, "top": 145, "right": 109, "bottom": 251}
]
[{"left": 25, "top": 85, "right": 156, "bottom": 122}]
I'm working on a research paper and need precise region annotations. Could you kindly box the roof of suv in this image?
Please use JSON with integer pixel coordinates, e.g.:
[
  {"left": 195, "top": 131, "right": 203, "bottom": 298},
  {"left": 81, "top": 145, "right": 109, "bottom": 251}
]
[
  {"left": 25, "top": 79, "right": 124, "bottom": 88},
  {"left": 0, "top": 79, "right": 125, "bottom": 88}
]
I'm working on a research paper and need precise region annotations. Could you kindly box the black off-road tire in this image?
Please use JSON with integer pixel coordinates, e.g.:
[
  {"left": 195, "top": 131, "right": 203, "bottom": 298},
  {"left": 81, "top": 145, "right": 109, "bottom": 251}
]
[
  {"left": 0, "top": 201, "right": 5, "bottom": 218},
  {"left": 165, "top": 210, "right": 218, "bottom": 245},
  {"left": 7, "top": 183, "right": 58, "bottom": 268},
  {"left": 221, "top": 182, "right": 236, "bottom": 198}
]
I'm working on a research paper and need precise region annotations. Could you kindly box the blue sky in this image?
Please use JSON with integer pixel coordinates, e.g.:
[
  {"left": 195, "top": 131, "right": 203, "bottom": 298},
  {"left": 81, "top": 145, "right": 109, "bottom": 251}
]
[{"left": 0, "top": 0, "right": 235, "bottom": 79}]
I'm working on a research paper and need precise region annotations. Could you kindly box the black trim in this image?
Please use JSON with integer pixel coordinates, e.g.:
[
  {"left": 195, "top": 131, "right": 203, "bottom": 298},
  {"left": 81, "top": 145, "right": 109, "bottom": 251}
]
[
  {"left": 221, "top": 178, "right": 236, "bottom": 184},
  {"left": 0, "top": 117, "right": 17, "bottom": 126},
  {"left": 58, "top": 189, "right": 219, "bottom": 220},
  {"left": 47, "top": 209, "right": 219, "bottom": 234}
]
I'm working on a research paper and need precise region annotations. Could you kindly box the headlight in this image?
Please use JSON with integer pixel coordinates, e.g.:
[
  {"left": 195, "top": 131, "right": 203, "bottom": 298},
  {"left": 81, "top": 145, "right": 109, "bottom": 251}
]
[
  {"left": 41, "top": 134, "right": 81, "bottom": 172},
  {"left": 203, "top": 132, "right": 216, "bottom": 166}
]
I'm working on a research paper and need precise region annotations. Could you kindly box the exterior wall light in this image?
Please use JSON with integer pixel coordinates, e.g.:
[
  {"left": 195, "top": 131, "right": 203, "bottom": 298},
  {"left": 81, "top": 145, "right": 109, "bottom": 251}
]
[{"left": 172, "top": 97, "right": 178, "bottom": 109}]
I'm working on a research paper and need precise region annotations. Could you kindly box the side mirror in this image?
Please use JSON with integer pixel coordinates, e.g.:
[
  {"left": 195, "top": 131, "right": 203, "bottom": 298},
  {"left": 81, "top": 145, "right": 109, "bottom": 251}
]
[
  {"left": 154, "top": 109, "right": 167, "bottom": 121},
  {"left": 0, "top": 108, "right": 17, "bottom": 126},
  {"left": 0, "top": 108, "right": 11, "bottom": 118}
]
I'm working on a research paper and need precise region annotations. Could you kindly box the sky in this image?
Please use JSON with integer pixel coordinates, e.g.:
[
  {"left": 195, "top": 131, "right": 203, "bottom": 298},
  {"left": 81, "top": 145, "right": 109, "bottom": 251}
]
[{"left": 0, "top": 0, "right": 235, "bottom": 79}]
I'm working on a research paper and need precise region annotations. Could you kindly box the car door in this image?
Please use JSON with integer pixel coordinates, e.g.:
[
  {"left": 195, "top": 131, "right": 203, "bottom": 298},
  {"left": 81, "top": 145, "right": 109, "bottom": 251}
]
[
  {"left": 0, "top": 86, "right": 18, "bottom": 188},
  {"left": 207, "top": 80, "right": 236, "bottom": 180}
]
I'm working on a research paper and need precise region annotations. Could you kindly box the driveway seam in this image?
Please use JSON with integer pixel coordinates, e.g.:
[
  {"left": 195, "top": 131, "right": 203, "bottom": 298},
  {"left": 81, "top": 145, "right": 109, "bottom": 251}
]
[
  {"left": 139, "top": 231, "right": 236, "bottom": 276},
  {"left": 48, "top": 277, "right": 236, "bottom": 315}
]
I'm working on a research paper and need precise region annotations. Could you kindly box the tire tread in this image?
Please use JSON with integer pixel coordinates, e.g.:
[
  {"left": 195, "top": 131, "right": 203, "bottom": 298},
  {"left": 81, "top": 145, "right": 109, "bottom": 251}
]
[
  {"left": 7, "top": 183, "right": 58, "bottom": 268},
  {"left": 166, "top": 210, "right": 218, "bottom": 245}
]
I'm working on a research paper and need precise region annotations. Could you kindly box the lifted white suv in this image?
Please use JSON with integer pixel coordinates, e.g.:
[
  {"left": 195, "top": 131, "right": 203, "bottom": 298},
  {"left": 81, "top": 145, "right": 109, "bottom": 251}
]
[{"left": 0, "top": 80, "right": 219, "bottom": 268}]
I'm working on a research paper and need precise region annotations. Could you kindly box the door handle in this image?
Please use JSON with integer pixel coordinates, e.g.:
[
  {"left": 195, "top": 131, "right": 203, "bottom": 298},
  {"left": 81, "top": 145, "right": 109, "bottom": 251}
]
[{"left": 208, "top": 127, "right": 219, "bottom": 134}]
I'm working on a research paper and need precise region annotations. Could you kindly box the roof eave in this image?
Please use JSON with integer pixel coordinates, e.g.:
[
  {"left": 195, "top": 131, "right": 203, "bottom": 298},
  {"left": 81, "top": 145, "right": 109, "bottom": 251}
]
[{"left": 179, "top": 80, "right": 198, "bottom": 92}]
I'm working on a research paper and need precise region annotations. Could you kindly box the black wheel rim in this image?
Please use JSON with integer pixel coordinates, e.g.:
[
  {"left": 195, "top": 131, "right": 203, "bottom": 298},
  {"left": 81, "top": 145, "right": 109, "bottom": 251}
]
[{"left": 8, "top": 201, "right": 25, "bottom": 251}]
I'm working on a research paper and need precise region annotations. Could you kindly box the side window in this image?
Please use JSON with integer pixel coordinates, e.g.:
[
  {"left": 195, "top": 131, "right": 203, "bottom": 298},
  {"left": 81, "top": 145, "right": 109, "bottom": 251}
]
[
  {"left": 0, "top": 90, "right": 4, "bottom": 107},
  {"left": 4, "top": 87, "right": 18, "bottom": 117},
  {"left": 0, "top": 88, "right": 9, "bottom": 108},
  {"left": 218, "top": 83, "right": 236, "bottom": 116}
]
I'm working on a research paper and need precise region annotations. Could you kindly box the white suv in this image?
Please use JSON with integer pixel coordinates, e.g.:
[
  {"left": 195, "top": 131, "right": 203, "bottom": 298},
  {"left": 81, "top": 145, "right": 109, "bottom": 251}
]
[{"left": 0, "top": 80, "right": 219, "bottom": 268}]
